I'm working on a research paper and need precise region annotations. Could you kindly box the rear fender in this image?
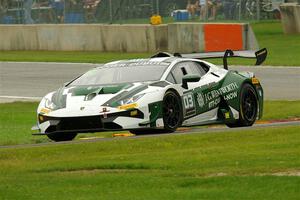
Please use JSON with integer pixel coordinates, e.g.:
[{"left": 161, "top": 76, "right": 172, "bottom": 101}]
[{"left": 221, "top": 71, "right": 263, "bottom": 120}]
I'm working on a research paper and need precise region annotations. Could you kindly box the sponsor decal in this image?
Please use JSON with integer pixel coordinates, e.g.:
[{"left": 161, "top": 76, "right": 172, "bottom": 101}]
[
  {"left": 224, "top": 91, "right": 238, "bottom": 101},
  {"left": 196, "top": 92, "right": 205, "bottom": 108},
  {"left": 204, "top": 82, "right": 238, "bottom": 102},
  {"left": 107, "top": 61, "right": 169, "bottom": 68},
  {"left": 208, "top": 97, "right": 221, "bottom": 109},
  {"left": 183, "top": 93, "right": 196, "bottom": 117},
  {"left": 199, "top": 82, "right": 239, "bottom": 109}
]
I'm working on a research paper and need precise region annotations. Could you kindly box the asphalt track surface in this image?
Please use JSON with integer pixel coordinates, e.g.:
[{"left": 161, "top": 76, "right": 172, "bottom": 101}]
[
  {"left": 1, "top": 121, "right": 299, "bottom": 149},
  {"left": 0, "top": 62, "right": 300, "bottom": 102}
]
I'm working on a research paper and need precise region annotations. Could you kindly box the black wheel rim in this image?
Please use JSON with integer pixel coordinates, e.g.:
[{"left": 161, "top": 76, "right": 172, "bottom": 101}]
[
  {"left": 163, "top": 94, "right": 181, "bottom": 129},
  {"left": 242, "top": 89, "right": 257, "bottom": 122}
]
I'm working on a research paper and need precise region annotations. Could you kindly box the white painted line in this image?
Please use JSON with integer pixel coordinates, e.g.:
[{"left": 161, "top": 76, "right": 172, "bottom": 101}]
[{"left": 0, "top": 95, "right": 42, "bottom": 100}]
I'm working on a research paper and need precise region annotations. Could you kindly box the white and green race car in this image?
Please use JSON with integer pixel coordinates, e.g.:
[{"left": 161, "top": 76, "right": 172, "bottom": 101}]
[{"left": 33, "top": 49, "right": 267, "bottom": 142}]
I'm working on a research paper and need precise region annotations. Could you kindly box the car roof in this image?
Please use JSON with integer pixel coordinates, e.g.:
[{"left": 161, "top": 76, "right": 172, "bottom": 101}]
[
  {"left": 102, "top": 57, "right": 205, "bottom": 68},
  {"left": 105, "top": 57, "right": 170, "bottom": 65}
]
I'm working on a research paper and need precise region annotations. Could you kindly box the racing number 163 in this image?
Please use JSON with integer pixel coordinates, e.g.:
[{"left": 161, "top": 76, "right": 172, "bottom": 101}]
[{"left": 183, "top": 94, "right": 194, "bottom": 109}]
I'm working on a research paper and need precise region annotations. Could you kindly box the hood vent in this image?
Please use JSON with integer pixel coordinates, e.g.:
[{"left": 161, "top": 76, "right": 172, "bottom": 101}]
[{"left": 84, "top": 92, "right": 97, "bottom": 101}]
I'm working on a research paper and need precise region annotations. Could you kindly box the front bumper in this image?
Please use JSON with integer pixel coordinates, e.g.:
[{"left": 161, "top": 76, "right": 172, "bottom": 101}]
[{"left": 34, "top": 109, "right": 145, "bottom": 135}]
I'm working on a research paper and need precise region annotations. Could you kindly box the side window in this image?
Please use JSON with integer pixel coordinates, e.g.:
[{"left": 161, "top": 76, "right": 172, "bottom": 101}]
[
  {"left": 185, "top": 62, "right": 209, "bottom": 77},
  {"left": 196, "top": 62, "right": 210, "bottom": 75},
  {"left": 171, "top": 63, "right": 187, "bottom": 83},
  {"left": 166, "top": 73, "right": 176, "bottom": 84},
  {"left": 169, "top": 61, "right": 210, "bottom": 84}
]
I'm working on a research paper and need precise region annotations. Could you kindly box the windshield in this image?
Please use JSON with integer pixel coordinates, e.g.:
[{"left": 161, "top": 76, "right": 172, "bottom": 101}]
[{"left": 69, "top": 64, "right": 169, "bottom": 86}]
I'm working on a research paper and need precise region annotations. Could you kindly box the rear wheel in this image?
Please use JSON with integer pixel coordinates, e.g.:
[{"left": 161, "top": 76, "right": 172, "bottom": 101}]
[
  {"left": 47, "top": 133, "right": 77, "bottom": 142},
  {"left": 226, "top": 83, "right": 258, "bottom": 128}
]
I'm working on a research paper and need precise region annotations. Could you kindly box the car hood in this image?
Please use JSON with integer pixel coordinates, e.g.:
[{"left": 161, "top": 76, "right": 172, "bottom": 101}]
[{"left": 49, "top": 81, "right": 168, "bottom": 111}]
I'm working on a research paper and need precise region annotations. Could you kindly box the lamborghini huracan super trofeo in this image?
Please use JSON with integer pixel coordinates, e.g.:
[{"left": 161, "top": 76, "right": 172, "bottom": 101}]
[{"left": 33, "top": 49, "right": 267, "bottom": 141}]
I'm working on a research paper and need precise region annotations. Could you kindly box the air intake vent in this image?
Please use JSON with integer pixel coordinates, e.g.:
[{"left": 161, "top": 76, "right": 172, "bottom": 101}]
[{"left": 85, "top": 93, "right": 97, "bottom": 101}]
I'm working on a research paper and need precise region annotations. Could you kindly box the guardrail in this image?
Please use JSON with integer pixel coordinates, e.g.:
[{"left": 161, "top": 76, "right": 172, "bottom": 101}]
[{"left": 0, "top": 23, "right": 258, "bottom": 53}]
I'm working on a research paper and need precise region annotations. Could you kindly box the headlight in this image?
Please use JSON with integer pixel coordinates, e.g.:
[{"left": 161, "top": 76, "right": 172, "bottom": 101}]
[
  {"left": 44, "top": 98, "right": 56, "bottom": 110},
  {"left": 118, "top": 93, "right": 145, "bottom": 105}
]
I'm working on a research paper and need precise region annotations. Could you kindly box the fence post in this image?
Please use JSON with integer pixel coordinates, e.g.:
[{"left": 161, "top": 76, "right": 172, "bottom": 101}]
[
  {"left": 238, "top": 0, "right": 242, "bottom": 21},
  {"left": 256, "top": 0, "right": 260, "bottom": 20},
  {"left": 109, "top": 0, "right": 113, "bottom": 23}
]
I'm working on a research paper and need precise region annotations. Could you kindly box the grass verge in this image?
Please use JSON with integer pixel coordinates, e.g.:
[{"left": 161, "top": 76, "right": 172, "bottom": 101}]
[
  {"left": 0, "top": 21, "right": 300, "bottom": 66},
  {"left": 0, "top": 125, "right": 299, "bottom": 199},
  {"left": 0, "top": 51, "right": 150, "bottom": 63},
  {"left": 0, "top": 100, "right": 299, "bottom": 146}
]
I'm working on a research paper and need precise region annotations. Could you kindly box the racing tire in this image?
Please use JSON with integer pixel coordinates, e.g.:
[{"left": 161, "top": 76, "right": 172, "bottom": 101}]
[
  {"left": 130, "top": 91, "right": 183, "bottom": 135},
  {"left": 226, "top": 83, "right": 258, "bottom": 128},
  {"left": 47, "top": 133, "right": 77, "bottom": 142},
  {"left": 162, "top": 90, "right": 183, "bottom": 132},
  {"left": 129, "top": 129, "right": 168, "bottom": 135}
]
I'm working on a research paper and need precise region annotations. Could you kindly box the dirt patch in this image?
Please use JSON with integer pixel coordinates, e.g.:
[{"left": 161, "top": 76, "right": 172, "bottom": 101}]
[
  {"left": 268, "top": 171, "right": 300, "bottom": 177},
  {"left": 198, "top": 170, "right": 300, "bottom": 178}
]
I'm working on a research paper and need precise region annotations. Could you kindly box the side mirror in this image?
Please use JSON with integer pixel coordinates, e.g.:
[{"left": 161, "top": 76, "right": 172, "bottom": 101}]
[{"left": 182, "top": 74, "right": 201, "bottom": 89}]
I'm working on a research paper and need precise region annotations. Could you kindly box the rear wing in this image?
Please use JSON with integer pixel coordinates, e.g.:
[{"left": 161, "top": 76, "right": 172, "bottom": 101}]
[{"left": 152, "top": 48, "right": 268, "bottom": 70}]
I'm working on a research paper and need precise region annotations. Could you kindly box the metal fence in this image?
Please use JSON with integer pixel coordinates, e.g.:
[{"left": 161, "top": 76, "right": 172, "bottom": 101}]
[{"left": 0, "top": 0, "right": 297, "bottom": 24}]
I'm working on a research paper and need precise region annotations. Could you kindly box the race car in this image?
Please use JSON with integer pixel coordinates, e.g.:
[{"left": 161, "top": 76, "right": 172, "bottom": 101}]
[{"left": 32, "top": 48, "right": 267, "bottom": 142}]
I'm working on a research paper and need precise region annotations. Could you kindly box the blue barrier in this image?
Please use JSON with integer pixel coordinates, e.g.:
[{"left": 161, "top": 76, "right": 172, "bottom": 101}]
[{"left": 173, "top": 10, "right": 189, "bottom": 21}]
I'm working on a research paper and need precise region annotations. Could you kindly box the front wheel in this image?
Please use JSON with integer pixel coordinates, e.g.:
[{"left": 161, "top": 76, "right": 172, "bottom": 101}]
[
  {"left": 47, "top": 133, "right": 77, "bottom": 142},
  {"left": 130, "top": 91, "right": 183, "bottom": 135},
  {"left": 226, "top": 83, "right": 258, "bottom": 128},
  {"left": 162, "top": 91, "right": 183, "bottom": 132}
]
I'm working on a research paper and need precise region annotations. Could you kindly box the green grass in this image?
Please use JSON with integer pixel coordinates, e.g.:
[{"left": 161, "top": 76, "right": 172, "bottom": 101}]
[
  {"left": 0, "top": 51, "right": 150, "bottom": 63},
  {"left": 0, "top": 125, "right": 299, "bottom": 199},
  {"left": 0, "top": 101, "right": 299, "bottom": 146},
  {"left": 251, "top": 21, "right": 300, "bottom": 66},
  {"left": 263, "top": 101, "right": 300, "bottom": 120},
  {"left": 0, "top": 21, "right": 300, "bottom": 65}
]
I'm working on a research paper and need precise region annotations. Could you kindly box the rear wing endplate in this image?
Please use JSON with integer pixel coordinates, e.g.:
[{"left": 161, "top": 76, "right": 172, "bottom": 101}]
[{"left": 152, "top": 48, "right": 268, "bottom": 70}]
